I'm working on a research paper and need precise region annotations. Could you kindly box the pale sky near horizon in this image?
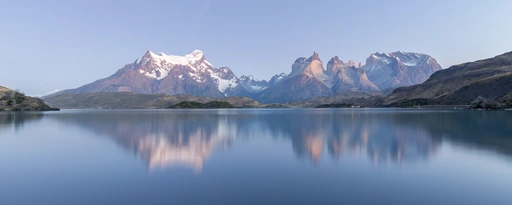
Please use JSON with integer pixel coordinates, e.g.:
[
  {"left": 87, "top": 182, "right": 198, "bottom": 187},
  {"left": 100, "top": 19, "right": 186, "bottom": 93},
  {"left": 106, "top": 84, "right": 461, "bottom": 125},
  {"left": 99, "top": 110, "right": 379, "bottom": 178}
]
[{"left": 1, "top": 0, "right": 511, "bottom": 95}]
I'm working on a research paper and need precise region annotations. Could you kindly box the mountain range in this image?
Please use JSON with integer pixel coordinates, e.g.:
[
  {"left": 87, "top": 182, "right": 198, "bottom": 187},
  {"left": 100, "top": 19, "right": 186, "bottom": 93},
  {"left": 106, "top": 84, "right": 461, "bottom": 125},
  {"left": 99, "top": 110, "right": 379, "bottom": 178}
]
[{"left": 49, "top": 50, "right": 442, "bottom": 103}]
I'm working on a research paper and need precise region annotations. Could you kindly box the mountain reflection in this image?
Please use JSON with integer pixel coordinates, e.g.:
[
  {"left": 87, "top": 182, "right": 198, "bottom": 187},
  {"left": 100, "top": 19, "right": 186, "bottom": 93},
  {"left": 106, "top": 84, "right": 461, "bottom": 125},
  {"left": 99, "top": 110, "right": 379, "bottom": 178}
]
[
  {"left": 259, "top": 110, "right": 440, "bottom": 164},
  {"left": 48, "top": 111, "right": 238, "bottom": 171},
  {"left": 44, "top": 109, "right": 471, "bottom": 171}
]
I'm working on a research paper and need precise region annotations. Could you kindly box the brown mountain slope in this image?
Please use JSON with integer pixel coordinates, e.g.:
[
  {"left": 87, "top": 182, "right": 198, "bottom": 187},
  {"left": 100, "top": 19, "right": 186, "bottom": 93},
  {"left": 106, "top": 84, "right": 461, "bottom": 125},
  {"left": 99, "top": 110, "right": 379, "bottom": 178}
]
[{"left": 383, "top": 51, "right": 512, "bottom": 107}]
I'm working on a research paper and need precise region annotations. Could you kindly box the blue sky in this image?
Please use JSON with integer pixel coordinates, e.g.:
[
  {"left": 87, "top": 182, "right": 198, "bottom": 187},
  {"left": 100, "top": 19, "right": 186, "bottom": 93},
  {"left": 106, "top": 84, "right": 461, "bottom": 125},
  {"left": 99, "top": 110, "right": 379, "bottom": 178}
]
[{"left": 1, "top": 0, "right": 511, "bottom": 95}]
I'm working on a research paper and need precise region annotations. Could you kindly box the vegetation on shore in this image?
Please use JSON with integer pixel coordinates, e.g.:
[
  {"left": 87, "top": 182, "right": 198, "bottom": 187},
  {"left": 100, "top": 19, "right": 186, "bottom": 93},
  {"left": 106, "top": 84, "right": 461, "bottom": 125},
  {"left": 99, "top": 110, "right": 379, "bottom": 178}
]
[
  {"left": 43, "top": 92, "right": 267, "bottom": 109},
  {"left": 42, "top": 91, "right": 512, "bottom": 110},
  {"left": 315, "top": 103, "right": 354, "bottom": 108},
  {"left": 0, "top": 86, "right": 59, "bottom": 111},
  {"left": 169, "top": 101, "right": 236, "bottom": 109}
]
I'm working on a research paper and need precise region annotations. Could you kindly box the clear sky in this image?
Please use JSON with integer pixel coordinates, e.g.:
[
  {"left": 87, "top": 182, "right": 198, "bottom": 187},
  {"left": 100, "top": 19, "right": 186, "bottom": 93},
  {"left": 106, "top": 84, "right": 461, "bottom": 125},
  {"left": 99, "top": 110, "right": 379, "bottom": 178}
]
[{"left": 1, "top": 0, "right": 511, "bottom": 95}]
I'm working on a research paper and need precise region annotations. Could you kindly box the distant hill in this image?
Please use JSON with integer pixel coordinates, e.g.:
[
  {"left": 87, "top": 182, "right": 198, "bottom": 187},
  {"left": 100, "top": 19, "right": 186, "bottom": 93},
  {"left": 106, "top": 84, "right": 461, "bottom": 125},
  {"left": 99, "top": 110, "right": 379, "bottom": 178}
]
[
  {"left": 0, "top": 86, "right": 59, "bottom": 111},
  {"left": 43, "top": 92, "right": 266, "bottom": 109},
  {"left": 383, "top": 51, "right": 512, "bottom": 108},
  {"left": 43, "top": 91, "right": 389, "bottom": 109}
]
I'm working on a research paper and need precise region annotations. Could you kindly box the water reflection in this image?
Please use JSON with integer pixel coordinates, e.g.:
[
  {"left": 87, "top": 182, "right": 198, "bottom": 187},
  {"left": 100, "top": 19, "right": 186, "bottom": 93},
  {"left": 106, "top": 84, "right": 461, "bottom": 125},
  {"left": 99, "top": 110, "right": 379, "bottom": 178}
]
[
  {"left": 4, "top": 109, "right": 512, "bottom": 205},
  {"left": 0, "top": 112, "right": 44, "bottom": 131},
  {"left": 39, "top": 110, "right": 477, "bottom": 171},
  {"left": 260, "top": 110, "right": 440, "bottom": 164},
  {"left": 46, "top": 111, "right": 238, "bottom": 171},
  {"left": 34, "top": 109, "right": 512, "bottom": 170}
]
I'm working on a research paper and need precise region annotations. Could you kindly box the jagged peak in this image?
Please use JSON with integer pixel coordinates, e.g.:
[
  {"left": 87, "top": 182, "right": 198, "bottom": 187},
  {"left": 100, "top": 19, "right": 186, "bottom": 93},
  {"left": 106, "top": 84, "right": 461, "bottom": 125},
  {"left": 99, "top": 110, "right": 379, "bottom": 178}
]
[
  {"left": 240, "top": 74, "right": 253, "bottom": 78},
  {"left": 294, "top": 57, "right": 308, "bottom": 63},
  {"left": 142, "top": 50, "right": 154, "bottom": 58},
  {"left": 273, "top": 73, "right": 288, "bottom": 77},
  {"left": 240, "top": 75, "right": 258, "bottom": 81},
  {"left": 309, "top": 51, "right": 321, "bottom": 61},
  {"left": 190, "top": 49, "right": 205, "bottom": 58},
  {"left": 348, "top": 60, "right": 356, "bottom": 67},
  {"left": 359, "top": 62, "right": 364, "bottom": 68},
  {"left": 328, "top": 56, "right": 357, "bottom": 68},
  {"left": 218, "top": 66, "right": 232, "bottom": 72},
  {"left": 371, "top": 52, "right": 385, "bottom": 58},
  {"left": 328, "top": 56, "right": 342, "bottom": 64}
]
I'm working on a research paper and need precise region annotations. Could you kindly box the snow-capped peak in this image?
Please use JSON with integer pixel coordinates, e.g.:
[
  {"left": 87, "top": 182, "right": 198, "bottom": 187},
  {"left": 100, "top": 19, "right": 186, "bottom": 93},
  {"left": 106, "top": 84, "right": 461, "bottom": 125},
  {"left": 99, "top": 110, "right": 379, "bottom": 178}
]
[
  {"left": 142, "top": 50, "right": 211, "bottom": 67},
  {"left": 189, "top": 49, "right": 205, "bottom": 58},
  {"left": 370, "top": 53, "right": 392, "bottom": 64},
  {"left": 137, "top": 49, "right": 242, "bottom": 94},
  {"left": 240, "top": 75, "right": 256, "bottom": 81},
  {"left": 137, "top": 49, "right": 215, "bottom": 81}
]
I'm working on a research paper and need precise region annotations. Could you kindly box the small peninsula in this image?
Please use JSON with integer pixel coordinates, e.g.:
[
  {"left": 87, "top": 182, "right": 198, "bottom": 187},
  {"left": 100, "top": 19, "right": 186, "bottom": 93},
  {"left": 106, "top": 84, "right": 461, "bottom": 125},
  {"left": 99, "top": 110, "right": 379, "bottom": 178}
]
[{"left": 0, "top": 86, "right": 59, "bottom": 111}]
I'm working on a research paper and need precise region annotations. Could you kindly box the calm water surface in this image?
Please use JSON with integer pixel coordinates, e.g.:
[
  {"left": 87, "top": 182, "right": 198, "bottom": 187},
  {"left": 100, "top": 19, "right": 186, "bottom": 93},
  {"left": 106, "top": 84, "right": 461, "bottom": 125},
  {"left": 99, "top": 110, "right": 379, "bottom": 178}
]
[{"left": 0, "top": 109, "right": 511, "bottom": 205}]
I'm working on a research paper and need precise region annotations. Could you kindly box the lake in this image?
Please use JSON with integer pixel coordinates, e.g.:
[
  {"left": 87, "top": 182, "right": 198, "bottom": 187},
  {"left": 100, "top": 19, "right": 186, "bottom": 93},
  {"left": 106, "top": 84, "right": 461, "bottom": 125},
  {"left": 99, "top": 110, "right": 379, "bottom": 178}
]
[{"left": 1, "top": 109, "right": 511, "bottom": 205}]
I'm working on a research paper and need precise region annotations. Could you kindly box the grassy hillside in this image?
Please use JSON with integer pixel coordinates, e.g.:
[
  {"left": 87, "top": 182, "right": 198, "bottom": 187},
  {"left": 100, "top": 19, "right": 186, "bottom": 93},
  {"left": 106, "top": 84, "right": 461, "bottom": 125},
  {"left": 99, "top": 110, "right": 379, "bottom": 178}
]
[
  {"left": 383, "top": 51, "right": 512, "bottom": 108},
  {"left": 0, "top": 86, "right": 59, "bottom": 111},
  {"left": 43, "top": 92, "right": 265, "bottom": 109}
]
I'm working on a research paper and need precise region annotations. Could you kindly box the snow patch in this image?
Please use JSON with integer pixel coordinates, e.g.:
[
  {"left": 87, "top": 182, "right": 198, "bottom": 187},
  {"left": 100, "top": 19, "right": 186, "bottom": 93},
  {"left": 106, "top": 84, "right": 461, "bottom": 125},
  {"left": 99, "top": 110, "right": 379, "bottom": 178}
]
[
  {"left": 250, "top": 85, "right": 267, "bottom": 91},
  {"left": 402, "top": 61, "right": 419, "bottom": 66},
  {"left": 372, "top": 54, "right": 392, "bottom": 64},
  {"left": 211, "top": 75, "right": 238, "bottom": 92},
  {"left": 140, "top": 68, "right": 170, "bottom": 80},
  {"left": 144, "top": 50, "right": 211, "bottom": 67},
  {"left": 188, "top": 72, "right": 203, "bottom": 82}
]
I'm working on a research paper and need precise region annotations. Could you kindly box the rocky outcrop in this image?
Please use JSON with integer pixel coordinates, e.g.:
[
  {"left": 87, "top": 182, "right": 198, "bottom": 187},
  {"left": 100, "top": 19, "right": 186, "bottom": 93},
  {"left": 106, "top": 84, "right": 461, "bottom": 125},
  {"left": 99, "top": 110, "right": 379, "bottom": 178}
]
[
  {"left": 256, "top": 53, "right": 334, "bottom": 103},
  {"left": 327, "top": 56, "right": 380, "bottom": 93},
  {"left": 0, "top": 86, "right": 59, "bottom": 111}
]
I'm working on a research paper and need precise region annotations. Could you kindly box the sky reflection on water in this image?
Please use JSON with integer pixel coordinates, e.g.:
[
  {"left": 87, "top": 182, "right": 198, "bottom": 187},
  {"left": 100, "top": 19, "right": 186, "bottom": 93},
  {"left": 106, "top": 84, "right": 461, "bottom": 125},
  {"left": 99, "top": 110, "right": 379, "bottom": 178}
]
[{"left": 0, "top": 109, "right": 511, "bottom": 205}]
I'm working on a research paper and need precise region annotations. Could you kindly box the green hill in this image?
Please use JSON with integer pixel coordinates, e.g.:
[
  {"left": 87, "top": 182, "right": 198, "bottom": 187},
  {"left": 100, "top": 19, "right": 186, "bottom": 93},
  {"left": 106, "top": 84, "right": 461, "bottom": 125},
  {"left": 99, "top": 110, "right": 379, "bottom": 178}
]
[{"left": 43, "top": 92, "right": 264, "bottom": 109}]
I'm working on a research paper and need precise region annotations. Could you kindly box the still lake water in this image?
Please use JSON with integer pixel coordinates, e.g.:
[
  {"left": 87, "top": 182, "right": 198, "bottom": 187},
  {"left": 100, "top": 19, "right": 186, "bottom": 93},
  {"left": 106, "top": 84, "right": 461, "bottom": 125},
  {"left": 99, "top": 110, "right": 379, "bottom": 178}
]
[{"left": 0, "top": 109, "right": 511, "bottom": 205}]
